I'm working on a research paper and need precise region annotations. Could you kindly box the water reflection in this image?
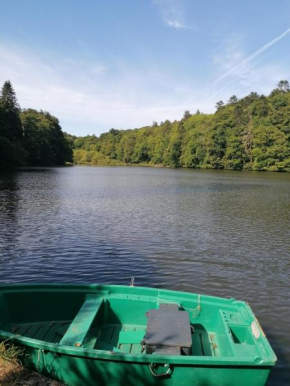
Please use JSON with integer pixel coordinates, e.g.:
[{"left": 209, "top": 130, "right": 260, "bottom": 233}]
[{"left": 0, "top": 171, "right": 20, "bottom": 260}]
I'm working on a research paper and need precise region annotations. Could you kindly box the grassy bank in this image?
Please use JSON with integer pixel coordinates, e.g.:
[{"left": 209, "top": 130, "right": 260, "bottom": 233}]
[
  {"left": 0, "top": 341, "right": 63, "bottom": 386},
  {"left": 0, "top": 358, "right": 64, "bottom": 386},
  {"left": 0, "top": 358, "right": 62, "bottom": 386}
]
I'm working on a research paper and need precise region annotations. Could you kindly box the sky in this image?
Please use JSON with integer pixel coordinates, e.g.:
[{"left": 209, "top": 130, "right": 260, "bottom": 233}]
[{"left": 1, "top": 0, "right": 290, "bottom": 136}]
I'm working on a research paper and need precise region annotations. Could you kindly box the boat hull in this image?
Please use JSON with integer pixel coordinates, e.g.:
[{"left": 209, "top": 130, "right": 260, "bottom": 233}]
[
  {"left": 19, "top": 349, "right": 271, "bottom": 386},
  {"left": 0, "top": 284, "right": 276, "bottom": 386},
  {"left": 22, "top": 345, "right": 272, "bottom": 386}
]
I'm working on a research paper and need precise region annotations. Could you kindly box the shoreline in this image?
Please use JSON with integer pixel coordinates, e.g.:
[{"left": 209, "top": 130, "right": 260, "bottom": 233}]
[
  {"left": 1, "top": 162, "right": 289, "bottom": 173},
  {"left": 0, "top": 358, "right": 62, "bottom": 386},
  {"left": 72, "top": 162, "right": 290, "bottom": 173}
]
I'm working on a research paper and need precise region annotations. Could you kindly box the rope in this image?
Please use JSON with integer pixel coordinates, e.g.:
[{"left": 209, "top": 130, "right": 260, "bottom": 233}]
[
  {"left": 37, "top": 348, "right": 44, "bottom": 370},
  {"left": 37, "top": 348, "right": 41, "bottom": 368},
  {"left": 157, "top": 294, "right": 202, "bottom": 318},
  {"left": 191, "top": 294, "right": 202, "bottom": 318}
]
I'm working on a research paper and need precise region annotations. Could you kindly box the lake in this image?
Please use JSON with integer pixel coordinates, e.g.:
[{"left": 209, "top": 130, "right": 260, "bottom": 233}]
[{"left": 0, "top": 166, "right": 289, "bottom": 384}]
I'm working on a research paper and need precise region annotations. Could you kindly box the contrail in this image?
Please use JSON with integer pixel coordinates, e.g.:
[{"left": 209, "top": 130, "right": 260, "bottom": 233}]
[
  {"left": 214, "top": 26, "right": 290, "bottom": 85},
  {"left": 210, "top": 49, "right": 274, "bottom": 100}
]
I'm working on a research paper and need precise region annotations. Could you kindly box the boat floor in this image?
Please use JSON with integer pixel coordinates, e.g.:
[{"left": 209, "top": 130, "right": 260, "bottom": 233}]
[
  {"left": 10, "top": 322, "right": 214, "bottom": 356},
  {"left": 11, "top": 321, "right": 71, "bottom": 344}
]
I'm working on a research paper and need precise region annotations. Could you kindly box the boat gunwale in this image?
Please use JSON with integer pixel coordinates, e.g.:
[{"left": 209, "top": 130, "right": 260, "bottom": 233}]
[
  {"left": 0, "top": 330, "right": 276, "bottom": 366},
  {"left": 0, "top": 283, "right": 255, "bottom": 305}
]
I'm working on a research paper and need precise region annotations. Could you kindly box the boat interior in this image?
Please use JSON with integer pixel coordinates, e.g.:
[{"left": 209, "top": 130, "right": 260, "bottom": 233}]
[{"left": 0, "top": 288, "right": 268, "bottom": 359}]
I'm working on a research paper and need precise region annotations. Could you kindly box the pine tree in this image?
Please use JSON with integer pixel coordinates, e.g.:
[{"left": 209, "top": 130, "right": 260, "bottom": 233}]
[
  {"left": 0, "top": 80, "right": 23, "bottom": 141},
  {"left": 1, "top": 81, "right": 20, "bottom": 112}
]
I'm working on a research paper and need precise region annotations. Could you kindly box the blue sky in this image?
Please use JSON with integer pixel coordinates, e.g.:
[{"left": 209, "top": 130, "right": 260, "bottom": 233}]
[{"left": 1, "top": 0, "right": 290, "bottom": 136}]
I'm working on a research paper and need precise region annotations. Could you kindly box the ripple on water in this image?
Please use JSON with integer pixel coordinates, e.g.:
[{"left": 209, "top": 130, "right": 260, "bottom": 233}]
[{"left": 0, "top": 166, "right": 289, "bottom": 385}]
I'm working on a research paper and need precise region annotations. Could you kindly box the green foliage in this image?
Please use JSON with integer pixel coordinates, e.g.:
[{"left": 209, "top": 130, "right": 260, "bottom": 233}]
[
  {"left": 0, "top": 81, "right": 23, "bottom": 143},
  {"left": 228, "top": 95, "right": 238, "bottom": 105},
  {"left": 1, "top": 79, "right": 289, "bottom": 172},
  {"left": 73, "top": 80, "right": 290, "bottom": 172},
  {"left": 21, "top": 109, "right": 73, "bottom": 166},
  {"left": 1, "top": 81, "right": 20, "bottom": 112},
  {"left": 73, "top": 149, "right": 123, "bottom": 166},
  {"left": 215, "top": 100, "right": 224, "bottom": 111},
  {"left": 0, "top": 80, "right": 73, "bottom": 167},
  {"left": 278, "top": 80, "right": 289, "bottom": 93},
  {"left": 0, "top": 82, "right": 26, "bottom": 166},
  {"left": 183, "top": 110, "right": 191, "bottom": 120}
]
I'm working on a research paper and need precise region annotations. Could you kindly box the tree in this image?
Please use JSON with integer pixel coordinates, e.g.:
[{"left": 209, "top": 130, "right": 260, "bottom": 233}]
[
  {"left": 183, "top": 110, "right": 191, "bottom": 119},
  {"left": 215, "top": 101, "right": 224, "bottom": 111},
  {"left": 228, "top": 95, "right": 238, "bottom": 105},
  {"left": 0, "top": 80, "right": 26, "bottom": 166},
  {"left": 21, "top": 109, "right": 73, "bottom": 166},
  {"left": 109, "top": 128, "right": 120, "bottom": 136},
  {"left": 163, "top": 123, "right": 184, "bottom": 167},
  {"left": 0, "top": 80, "right": 23, "bottom": 141},
  {"left": 278, "top": 80, "right": 290, "bottom": 93},
  {"left": 224, "top": 128, "right": 245, "bottom": 170},
  {"left": 119, "top": 133, "right": 136, "bottom": 163},
  {"left": 242, "top": 108, "right": 254, "bottom": 169},
  {"left": 1, "top": 81, "right": 20, "bottom": 112},
  {"left": 251, "top": 95, "right": 269, "bottom": 117},
  {"left": 71, "top": 83, "right": 290, "bottom": 172}
]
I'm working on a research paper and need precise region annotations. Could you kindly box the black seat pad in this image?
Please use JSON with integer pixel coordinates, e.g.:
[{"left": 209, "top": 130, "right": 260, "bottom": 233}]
[{"left": 143, "top": 303, "right": 192, "bottom": 355}]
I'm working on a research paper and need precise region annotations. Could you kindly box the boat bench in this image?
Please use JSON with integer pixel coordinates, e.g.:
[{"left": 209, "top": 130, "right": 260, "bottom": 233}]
[{"left": 60, "top": 295, "right": 103, "bottom": 347}]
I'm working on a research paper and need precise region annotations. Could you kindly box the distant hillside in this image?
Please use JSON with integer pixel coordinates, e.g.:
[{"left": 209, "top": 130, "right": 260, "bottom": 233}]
[{"left": 70, "top": 80, "right": 290, "bottom": 172}]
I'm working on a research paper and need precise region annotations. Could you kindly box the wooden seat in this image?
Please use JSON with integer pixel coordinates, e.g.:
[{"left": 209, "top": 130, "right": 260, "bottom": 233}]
[{"left": 60, "top": 295, "right": 103, "bottom": 347}]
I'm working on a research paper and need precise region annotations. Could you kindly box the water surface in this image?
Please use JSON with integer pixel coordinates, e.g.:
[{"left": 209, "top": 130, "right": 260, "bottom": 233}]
[{"left": 0, "top": 166, "right": 289, "bottom": 384}]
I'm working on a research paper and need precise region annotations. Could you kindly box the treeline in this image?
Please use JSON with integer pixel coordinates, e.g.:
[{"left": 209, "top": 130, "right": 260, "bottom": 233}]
[
  {"left": 71, "top": 80, "right": 290, "bottom": 172},
  {"left": 0, "top": 81, "right": 73, "bottom": 167}
]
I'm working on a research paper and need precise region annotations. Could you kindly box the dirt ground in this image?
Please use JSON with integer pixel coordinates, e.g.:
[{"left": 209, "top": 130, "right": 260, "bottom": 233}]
[{"left": 0, "top": 358, "right": 64, "bottom": 386}]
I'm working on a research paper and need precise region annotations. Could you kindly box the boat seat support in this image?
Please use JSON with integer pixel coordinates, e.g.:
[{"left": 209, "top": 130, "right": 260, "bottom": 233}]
[{"left": 60, "top": 295, "right": 103, "bottom": 347}]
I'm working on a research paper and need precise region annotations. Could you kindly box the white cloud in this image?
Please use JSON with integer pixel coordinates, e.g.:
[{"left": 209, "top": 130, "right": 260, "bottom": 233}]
[
  {"left": 164, "top": 18, "right": 193, "bottom": 30},
  {"left": 0, "top": 43, "right": 211, "bottom": 135},
  {"left": 153, "top": 0, "right": 194, "bottom": 30}
]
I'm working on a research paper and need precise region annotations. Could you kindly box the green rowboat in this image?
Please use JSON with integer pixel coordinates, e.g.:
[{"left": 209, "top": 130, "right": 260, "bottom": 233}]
[{"left": 0, "top": 284, "right": 276, "bottom": 385}]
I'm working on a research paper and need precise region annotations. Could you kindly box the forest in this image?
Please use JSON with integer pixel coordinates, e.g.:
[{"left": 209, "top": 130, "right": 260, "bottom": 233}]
[
  {"left": 1, "top": 80, "right": 290, "bottom": 171},
  {"left": 71, "top": 80, "right": 290, "bottom": 172},
  {"left": 0, "top": 81, "right": 73, "bottom": 167}
]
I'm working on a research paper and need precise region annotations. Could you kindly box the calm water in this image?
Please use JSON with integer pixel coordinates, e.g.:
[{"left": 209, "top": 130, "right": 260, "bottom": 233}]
[{"left": 0, "top": 166, "right": 289, "bottom": 384}]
